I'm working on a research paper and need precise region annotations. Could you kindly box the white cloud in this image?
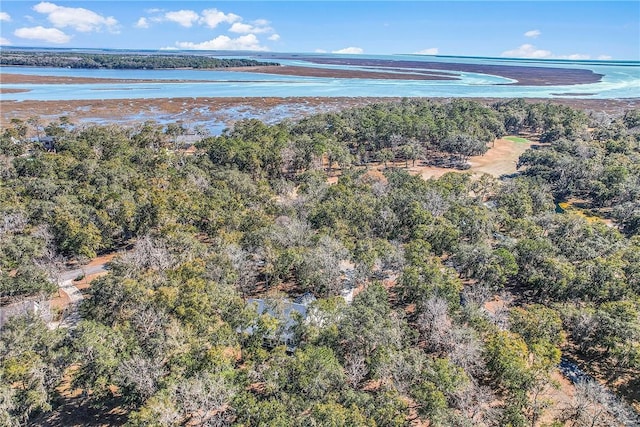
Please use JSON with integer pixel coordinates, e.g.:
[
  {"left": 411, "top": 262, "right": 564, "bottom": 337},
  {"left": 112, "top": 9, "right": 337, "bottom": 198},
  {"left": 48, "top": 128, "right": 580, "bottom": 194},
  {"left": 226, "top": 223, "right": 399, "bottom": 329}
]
[
  {"left": 229, "top": 23, "right": 256, "bottom": 33},
  {"left": 136, "top": 8, "right": 277, "bottom": 42},
  {"left": 501, "top": 44, "right": 552, "bottom": 58},
  {"left": 164, "top": 10, "right": 199, "bottom": 28},
  {"left": 14, "top": 26, "right": 71, "bottom": 44},
  {"left": 135, "top": 17, "right": 149, "bottom": 29},
  {"left": 332, "top": 46, "right": 364, "bottom": 54},
  {"left": 501, "top": 44, "right": 592, "bottom": 60},
  {"left": 524, "top": 29, "right": 541, "bottom": 38},
  {"left": 33, "top": 2, "right": 118, "bottom": 33},
  {"left": 0, "top": 37, "right": 12, "bottom": 46},
  {"left": 559, "top": 53, "right": 590, "bottom": 60},
  {"left": 199, "top": 8, "right": 240, "bottom": 28},
  {"left": 315, "top": 49, "right": 327, "bottom": 53},
  {"left": 174, "top": 34, "right": 268, "bottom": 51},
  {"left": 229, "top": 21, "right": 273, "bottom": 34},
  {"left": 415, "top": 48, "right": 439, "bottom": 55},
  {"left": 597, "top": 55, "right": 612, "bottom": 60},
  {"left": 0, "top": 12, "right": 11, "bottom": 22}
]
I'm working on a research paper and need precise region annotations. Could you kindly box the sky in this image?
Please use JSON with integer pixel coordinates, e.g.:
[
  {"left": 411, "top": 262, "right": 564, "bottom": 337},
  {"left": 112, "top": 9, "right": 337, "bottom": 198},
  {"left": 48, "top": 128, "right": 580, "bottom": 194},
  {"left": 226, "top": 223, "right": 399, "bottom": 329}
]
[{"left": 0, "top": 1, "right": 639, "bottom": 60}]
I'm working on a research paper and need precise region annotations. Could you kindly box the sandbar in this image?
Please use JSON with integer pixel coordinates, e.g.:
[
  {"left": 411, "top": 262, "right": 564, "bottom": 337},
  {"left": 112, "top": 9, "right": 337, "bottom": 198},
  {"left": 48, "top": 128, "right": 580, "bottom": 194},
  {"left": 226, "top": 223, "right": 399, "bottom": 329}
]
[
  {"left": 229, "top": 65, "right": 458, "bottom": 81},
  {"left": 0, "top": 64, "right": 458, "bottom": 86},
  {"left": 256, "top": 55, "right": 605, "bottom": 86},
  {"left": 0, "top": 88, "right": 30, "bottom": 94}
]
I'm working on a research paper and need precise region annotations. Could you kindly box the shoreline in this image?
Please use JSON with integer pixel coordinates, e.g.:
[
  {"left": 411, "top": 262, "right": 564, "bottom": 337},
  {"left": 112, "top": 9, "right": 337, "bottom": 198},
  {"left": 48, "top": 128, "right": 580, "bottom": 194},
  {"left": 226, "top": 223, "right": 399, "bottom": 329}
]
[
  {"left": 260, "top": 55, "right": 606, "bottom": 86},
  {"left": 227, "top": 65, "right": 458, "bottom": 81},
  {"left": 0, "top": 65, "right": 457, "bottom": 85},
  {"left": 2, "top": 97, "right": 639, "bottom": 129}
]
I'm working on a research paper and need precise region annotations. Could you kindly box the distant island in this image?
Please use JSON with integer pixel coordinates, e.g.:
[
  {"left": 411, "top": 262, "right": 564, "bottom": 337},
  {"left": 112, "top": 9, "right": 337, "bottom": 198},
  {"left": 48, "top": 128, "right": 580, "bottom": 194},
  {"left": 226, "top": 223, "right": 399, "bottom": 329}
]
[{"left": 0, "top": 50, "right": 279, "bottom": 70}]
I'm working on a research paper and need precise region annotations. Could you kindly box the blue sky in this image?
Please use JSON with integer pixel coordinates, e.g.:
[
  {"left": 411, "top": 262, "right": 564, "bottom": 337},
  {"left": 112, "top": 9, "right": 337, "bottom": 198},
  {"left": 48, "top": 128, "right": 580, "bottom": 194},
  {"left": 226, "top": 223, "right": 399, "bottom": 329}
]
[{"left": 0, "top": 1, "right": 638, "bottom": 60}]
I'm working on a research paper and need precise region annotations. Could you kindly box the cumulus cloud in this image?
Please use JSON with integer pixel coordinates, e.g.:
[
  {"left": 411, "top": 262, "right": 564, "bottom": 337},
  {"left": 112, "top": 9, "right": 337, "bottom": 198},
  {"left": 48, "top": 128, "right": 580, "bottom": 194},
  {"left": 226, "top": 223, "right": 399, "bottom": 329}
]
[
  {"left": 164, "top": 10, "right": 199, "bottom": 27},
  {"left": 199, "top": 8, "right": 241, "bottom": 28},
  {"left": 524, "top": 29, "right": 541, "bottom": 38},
  {"left": 0, "top": 37, "right": 12, "bottom": 46},
  {"left": 14, "top": 26, "right": 71, "bottom": 43},
  {"left": 501, "top": 44, "right": 592, "bottom": 60},
  {"left": 135, "top": 17, "right": 149, "bottom": 29},
  {"left": 140, "top": 7, "right": 279, "bottom": 45},
  {"left": 230, "top": 21, "right": 273, "bottom": 34},
  {"left": 501, "top": 44, "right": 552, "bottom": 58},
  {"left": 415, "top": 48, "right": 439, "bottom": 55},
  {"left": 0, "top": 12, "right": 11, "bottom": 22},
  {"left": 332, "top": 46, "right": 364, "bottom": 54},
  {"left": 560, "top": 53, "right": 590, "bottom": 60},
  {"left": 33, "top": 2, "right": 118, "bottom": 33},
  {"left": 174, "top": 34, "right": 268, "bottom": 51}
]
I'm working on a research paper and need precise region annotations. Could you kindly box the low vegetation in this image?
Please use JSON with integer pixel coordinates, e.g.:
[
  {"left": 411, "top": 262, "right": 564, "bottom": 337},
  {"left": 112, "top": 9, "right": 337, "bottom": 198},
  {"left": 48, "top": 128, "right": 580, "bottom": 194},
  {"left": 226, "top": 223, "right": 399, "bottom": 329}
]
[{"left": 1, "top": 99, "right": 638, "bottom": 426}]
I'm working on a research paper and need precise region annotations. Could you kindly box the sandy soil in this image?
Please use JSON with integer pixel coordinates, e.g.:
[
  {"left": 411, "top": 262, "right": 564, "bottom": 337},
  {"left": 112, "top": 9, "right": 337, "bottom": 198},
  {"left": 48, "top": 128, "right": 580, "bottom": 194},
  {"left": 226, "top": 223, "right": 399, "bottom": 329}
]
[
  {"left": 50, "top": 253, "right": 116, "bottom": 316},
  {"left": 466, "top": 137, "right": 535, "bottom": 176},
  {"left": 69, "top": 253, "right": 116, "bottom": 288},
  {"left": 49, "top": 289, "right": 71, "bottom": 313},
  {"left": 358, "top": 137, "right": 534, "bottom": 180}
]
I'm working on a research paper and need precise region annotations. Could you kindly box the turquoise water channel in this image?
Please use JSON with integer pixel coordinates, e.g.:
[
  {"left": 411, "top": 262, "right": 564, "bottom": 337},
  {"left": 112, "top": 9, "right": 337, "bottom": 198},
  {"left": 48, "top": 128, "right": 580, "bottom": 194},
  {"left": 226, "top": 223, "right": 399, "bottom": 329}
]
[{"left": 1, "top": 54, "right": 639, "bottom": 101}]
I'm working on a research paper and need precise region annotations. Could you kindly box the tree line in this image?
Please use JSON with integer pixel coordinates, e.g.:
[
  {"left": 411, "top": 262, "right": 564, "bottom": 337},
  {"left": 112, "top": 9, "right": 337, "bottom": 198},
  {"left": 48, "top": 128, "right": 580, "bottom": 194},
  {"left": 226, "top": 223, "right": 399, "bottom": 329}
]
[{"left": 0, "top": 51, "right": 279, "bottom": 69}]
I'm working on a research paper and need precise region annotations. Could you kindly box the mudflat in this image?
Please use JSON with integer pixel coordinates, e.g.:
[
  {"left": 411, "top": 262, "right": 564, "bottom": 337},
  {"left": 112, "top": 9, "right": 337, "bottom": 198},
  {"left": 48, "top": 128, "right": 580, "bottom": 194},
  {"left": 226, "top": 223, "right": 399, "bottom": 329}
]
[
  {"left": 2, "top": 96, "right": 639, "bottom": 129},
  {"left": 257, "top": 55, "right": 606, "bottom": 86},
  {"left": 0, "top": 64, "right": 457, "bottom": 85}
]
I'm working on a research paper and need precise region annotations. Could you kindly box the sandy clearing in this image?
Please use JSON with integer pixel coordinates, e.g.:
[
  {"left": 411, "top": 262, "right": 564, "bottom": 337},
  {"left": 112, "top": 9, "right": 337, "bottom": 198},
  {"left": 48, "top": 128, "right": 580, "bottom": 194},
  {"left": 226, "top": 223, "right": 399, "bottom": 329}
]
[{"left": 402, "top": 137, "right": 534, "bottom": 179}]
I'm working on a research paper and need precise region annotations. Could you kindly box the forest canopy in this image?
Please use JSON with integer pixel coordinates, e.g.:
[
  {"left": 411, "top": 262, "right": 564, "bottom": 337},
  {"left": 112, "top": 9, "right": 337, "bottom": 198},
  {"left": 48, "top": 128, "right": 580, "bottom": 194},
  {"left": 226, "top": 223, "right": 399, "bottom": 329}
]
[
  {"left": 0, "top": 50, "right": 279, "bottom": 69},
  {"left": 1, "top": 99, "right": 639, "bottom": 426}
]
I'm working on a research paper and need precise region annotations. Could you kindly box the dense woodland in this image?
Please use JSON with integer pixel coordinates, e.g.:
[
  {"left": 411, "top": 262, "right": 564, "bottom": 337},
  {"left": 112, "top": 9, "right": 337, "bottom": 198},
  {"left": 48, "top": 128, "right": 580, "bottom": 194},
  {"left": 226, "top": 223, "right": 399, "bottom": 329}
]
[
  {"left": 0, "top": 51, "right": 278, "bottom": 69},
  {"left": 1, "top": 99, "right": 639, "bottom": 426}
]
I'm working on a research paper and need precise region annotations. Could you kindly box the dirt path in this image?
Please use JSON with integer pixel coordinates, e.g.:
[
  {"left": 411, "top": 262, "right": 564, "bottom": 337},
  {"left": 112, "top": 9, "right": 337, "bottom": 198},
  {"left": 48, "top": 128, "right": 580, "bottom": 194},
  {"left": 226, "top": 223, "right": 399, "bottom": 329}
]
[{"left": 48, "top": 253, "right": 116, "bottom": 329}]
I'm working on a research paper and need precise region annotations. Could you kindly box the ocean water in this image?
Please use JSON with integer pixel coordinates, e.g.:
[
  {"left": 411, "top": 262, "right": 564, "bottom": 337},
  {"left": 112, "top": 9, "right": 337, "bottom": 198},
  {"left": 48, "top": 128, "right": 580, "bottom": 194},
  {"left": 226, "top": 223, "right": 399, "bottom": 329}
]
[{"left": 1, "top": 53, "right": 639, "bottom": 101}]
